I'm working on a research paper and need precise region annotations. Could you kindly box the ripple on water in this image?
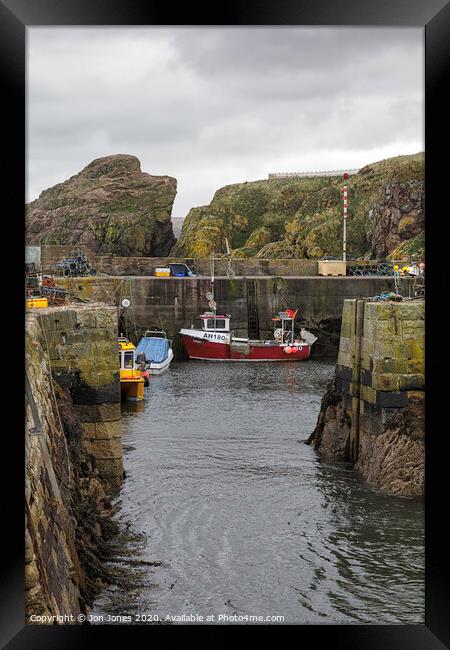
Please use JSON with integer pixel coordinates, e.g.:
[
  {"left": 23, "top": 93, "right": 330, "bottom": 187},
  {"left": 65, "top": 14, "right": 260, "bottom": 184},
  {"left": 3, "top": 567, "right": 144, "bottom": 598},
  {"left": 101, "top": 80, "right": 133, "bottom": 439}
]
[{"left": 93, "top": 361, "right": 424, "bottom": 625}]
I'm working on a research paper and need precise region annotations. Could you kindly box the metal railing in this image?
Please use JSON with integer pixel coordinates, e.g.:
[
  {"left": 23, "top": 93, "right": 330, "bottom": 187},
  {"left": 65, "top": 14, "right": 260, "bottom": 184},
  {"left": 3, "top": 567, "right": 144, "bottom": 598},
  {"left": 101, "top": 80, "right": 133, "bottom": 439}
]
[{"left": 268, "top": 169, "right": 359, "bottom": 179}]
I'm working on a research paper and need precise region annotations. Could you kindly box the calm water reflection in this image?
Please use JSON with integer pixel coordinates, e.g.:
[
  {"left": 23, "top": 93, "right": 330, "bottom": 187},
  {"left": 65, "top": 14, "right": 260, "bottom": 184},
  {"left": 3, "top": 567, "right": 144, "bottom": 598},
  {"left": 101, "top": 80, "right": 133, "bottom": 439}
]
[{"left": 93, "top": 361, "right": 424, "bottom": 624}]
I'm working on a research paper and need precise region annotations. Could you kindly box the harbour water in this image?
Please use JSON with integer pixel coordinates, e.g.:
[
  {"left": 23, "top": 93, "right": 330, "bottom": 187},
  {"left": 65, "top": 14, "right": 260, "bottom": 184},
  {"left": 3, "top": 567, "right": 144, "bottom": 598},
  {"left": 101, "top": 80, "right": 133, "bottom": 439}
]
[{"left": 92, "top": 361, "right": 424, "bottom": 625}]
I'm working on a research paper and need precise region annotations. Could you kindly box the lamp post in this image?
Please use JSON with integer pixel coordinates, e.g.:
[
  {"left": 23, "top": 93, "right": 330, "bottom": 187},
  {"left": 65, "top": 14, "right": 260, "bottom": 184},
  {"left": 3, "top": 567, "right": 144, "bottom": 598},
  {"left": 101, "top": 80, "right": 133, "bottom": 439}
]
[{"left": 342, "top": 171, "right": 349, "bottom": 262}]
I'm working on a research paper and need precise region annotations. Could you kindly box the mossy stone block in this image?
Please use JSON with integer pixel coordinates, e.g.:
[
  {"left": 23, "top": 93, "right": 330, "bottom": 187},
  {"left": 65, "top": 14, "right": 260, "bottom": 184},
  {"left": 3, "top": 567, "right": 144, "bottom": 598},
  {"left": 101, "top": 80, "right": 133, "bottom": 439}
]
[
  {"left": 398, "top": 373, "right": 425, "bottom": 391},
  {"left": 337, "top": 351, "right": 352, "bottom": 368},
  {"left": 371, "top": 373, "right": 400, "bottom": 391},
  {"left": 75, "top": 310, "right": 97, "bottom": 328},
  {"left": 338, "top": 337, "right": 351, "bottom": 354},
  {"left": 361, "top": 384, "right": 377, "bottom": 405},
  {"left": 74, "top": 402, "right": 121, "bottom": 423},
  {"left": 396, "top": 302, "right": 425, "bottom": 320},
  {"left": 400, "top": 320, "right": 425, "bottom": 340},
  {"left": 364, "top": 302, "right": 395, "bottom": 321}
]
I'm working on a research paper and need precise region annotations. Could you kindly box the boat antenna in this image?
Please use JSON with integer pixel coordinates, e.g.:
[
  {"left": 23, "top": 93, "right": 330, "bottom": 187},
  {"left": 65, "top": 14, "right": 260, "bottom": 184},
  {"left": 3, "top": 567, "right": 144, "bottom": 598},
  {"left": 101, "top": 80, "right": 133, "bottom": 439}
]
[{"left": 211, "top": 255, "right": 215, "bottom": 310}]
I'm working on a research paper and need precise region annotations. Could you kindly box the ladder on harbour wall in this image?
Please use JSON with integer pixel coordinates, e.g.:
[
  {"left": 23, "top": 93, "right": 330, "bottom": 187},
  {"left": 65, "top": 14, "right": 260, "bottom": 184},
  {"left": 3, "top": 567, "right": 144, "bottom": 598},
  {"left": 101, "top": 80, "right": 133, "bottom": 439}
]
[{"left": 246, "top": 279, "right": 260, "bottom": 340}]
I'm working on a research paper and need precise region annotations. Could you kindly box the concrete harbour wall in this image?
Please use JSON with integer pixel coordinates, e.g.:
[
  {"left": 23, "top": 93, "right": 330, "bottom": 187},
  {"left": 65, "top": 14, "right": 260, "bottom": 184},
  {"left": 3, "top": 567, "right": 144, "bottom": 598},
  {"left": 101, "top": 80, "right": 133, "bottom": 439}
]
[{"left": 58, "top": 275, "right": 411, "bottom": 358}]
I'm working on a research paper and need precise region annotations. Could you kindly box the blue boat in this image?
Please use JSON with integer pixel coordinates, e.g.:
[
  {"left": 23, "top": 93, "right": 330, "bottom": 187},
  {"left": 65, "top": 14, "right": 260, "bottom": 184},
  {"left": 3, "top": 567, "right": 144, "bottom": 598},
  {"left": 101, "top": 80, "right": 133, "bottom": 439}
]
[{"left": 135, "top": 329, "right": 174, "bottom": 375}]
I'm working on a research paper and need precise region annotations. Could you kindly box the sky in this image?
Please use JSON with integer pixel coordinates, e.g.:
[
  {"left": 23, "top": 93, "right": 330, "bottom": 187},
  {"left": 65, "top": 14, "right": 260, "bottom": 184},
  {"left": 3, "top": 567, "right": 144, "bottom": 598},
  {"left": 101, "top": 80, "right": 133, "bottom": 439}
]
[{"left": 27, "top": 27, "right": 424, "bottom": 219}]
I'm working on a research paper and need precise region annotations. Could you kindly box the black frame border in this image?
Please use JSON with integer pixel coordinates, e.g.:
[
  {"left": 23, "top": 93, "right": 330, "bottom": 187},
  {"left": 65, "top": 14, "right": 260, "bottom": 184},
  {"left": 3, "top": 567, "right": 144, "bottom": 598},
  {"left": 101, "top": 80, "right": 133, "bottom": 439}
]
[{"left": 3, "top": 0, "right": 449, "bottom": 647}]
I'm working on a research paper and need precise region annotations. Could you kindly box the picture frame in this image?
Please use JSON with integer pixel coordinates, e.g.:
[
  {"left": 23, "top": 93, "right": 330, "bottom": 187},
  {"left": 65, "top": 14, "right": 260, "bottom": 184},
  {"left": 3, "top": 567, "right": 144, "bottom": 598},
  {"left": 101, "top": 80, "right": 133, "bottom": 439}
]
[{"left": 2, "top": 0, "right": 448, "bottom": 645}]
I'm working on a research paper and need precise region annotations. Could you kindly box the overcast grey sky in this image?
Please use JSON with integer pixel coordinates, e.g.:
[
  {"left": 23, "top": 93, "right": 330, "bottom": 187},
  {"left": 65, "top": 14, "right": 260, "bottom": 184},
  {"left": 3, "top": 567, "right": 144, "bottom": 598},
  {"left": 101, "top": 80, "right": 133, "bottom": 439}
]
[{"left": 27, "top": 27, "right": 423, "bottom": 218}]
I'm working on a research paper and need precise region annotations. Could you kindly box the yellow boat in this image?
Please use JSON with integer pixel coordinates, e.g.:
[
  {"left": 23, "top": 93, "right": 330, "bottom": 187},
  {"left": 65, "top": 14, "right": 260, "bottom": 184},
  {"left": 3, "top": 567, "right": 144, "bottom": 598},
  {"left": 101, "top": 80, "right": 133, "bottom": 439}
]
[{"left": 118, "top": 336, "right": 146, "bottom": 402}]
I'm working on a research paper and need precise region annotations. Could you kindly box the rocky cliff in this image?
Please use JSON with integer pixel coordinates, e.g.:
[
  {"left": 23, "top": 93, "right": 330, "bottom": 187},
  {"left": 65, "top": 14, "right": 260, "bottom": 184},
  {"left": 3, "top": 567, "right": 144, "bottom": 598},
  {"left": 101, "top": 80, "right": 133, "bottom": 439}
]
[
  {"left": 172, "top": 153, "right": 424, "bottom": 260},
  {"left": 26, "top": 154, "right": 177, "bottom": 257}
]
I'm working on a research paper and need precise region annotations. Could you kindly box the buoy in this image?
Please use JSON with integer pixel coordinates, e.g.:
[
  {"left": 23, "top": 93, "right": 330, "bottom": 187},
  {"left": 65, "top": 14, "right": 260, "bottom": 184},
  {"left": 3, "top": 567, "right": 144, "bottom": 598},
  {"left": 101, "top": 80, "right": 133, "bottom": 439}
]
[{"left": 283, "top": 346, "right": 293, "bottom": 354}]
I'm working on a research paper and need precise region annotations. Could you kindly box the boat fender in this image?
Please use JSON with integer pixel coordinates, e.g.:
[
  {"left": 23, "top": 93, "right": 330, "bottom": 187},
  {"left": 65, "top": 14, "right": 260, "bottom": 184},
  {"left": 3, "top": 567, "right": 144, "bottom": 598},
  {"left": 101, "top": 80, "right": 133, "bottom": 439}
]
[{"left": 283, "top": 346, "right": 293, "bottom": 354}]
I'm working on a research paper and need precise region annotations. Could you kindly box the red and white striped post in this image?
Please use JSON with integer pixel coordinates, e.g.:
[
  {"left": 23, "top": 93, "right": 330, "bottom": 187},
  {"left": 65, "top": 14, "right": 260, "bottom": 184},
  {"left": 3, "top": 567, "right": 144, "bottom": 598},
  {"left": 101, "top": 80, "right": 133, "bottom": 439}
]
[{"left": 342, "top": 171, "right": 349, "bottom": 262}]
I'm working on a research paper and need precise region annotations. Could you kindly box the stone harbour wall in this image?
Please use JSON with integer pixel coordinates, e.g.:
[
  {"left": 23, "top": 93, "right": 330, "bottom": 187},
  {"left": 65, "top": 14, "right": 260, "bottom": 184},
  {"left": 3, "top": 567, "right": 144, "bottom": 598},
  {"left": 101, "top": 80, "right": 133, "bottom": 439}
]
[
  {"left": 38, "top": 246, "right": 319, "bottom": 276},
  {"left": 93, "top": 256, "right": 320, "bottom": 277},
  {"left": 57, "top": 275, "right": 412, "bottom": 359},
  {"left": 36, "top": 303, "right": 122, "bottom": 489},
  {"left": 25, "top": 311, "right": 119, "bottom": 622},
  {"left": 308, "top": 298, "right": 425, "bottom": 497}
]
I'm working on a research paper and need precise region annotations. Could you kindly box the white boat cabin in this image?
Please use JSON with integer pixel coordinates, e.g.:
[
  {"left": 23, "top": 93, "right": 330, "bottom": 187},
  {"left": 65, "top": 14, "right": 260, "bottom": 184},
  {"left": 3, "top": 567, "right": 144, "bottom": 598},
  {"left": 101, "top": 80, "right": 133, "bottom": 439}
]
[{"left": 200, "top": 313, "right": 231, "bottom": 332}]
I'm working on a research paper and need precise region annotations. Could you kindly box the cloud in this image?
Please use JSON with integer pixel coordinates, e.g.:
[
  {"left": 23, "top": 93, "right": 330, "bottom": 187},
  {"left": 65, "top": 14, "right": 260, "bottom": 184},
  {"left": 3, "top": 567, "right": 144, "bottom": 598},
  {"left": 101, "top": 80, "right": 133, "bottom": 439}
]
[{"left": 27, "top": 27, "right": 423, "bottom": 218}]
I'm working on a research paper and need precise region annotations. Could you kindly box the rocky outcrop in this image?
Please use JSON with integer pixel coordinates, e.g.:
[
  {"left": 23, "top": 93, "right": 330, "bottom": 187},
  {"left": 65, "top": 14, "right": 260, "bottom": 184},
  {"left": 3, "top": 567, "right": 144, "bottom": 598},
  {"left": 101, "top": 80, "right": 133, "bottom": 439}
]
[
  {"left": 25, "top": 312, "right": 118, "bottom": 622},
  {"left": 26, "top": 154, "right": 177, "bottom": 257},
  {"left": 307, "top": 379, "right": 350, "bottom": 460},
  {"left": 354, "top": 393, "right": 425, "bottom": 495},
  {"left": 173, "top": 153, "right": 424, "bottom": 260},
  {"left": 367, "top": 181, "right": 424, "bottom": 259}
]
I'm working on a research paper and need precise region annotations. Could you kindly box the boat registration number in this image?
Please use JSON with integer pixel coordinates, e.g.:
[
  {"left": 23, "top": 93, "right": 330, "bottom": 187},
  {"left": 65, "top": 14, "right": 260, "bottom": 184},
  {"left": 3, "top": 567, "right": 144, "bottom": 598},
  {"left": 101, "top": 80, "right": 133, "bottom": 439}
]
[{"left": 203, "top": 332, "right": 228, "bottom": 342}]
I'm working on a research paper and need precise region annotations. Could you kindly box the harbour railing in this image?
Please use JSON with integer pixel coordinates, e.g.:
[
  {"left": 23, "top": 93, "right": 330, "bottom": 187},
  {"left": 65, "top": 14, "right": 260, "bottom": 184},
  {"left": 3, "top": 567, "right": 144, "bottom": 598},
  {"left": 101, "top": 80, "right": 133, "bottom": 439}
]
[{"left": 268, "top": 169, "right": 359, "bottom": 179}]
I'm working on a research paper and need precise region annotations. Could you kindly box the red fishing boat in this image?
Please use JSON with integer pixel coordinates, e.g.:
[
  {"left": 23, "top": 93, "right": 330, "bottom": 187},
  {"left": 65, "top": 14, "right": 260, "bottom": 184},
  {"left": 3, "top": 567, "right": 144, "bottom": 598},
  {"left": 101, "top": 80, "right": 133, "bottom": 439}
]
[
  {"left": 179, "top": 264, "right": 317, "bottom": 361},
  {"left": 180, "top": 309, "right": 316, "bottom": 361}
]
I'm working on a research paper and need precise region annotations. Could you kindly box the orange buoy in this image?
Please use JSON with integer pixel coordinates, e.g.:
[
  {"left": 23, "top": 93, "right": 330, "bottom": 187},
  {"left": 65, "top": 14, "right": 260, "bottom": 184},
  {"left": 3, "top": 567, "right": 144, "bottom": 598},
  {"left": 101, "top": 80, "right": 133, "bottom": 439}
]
[{"left": 283, "top": 346, "right": 293, "bottom": 354}]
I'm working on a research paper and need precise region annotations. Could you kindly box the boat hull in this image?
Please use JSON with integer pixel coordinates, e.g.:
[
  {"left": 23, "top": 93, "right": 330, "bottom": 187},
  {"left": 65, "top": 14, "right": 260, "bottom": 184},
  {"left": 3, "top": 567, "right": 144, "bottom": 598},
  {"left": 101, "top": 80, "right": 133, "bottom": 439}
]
[
  {"left": 181, "top": 335, "right": 311, "bottom": 361},
  {"left": 147, "top": 348, "right": 174, "bottom": 375},
  {"left": 120, "top": 379, "right": 145, "bottom": 401}
]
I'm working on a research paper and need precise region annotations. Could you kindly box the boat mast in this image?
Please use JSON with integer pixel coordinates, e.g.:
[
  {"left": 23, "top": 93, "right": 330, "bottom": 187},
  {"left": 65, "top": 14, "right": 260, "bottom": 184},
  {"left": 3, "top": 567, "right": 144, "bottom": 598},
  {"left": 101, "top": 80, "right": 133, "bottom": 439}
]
[{"left": 210, "top": 254, "right": 217, "bottom": 328}]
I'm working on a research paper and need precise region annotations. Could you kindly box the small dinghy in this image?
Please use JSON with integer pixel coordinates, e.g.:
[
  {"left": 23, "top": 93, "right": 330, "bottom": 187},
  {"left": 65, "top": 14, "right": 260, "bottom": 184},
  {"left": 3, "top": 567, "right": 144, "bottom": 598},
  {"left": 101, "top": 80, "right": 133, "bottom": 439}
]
[{"left": 135, "top": 329, "right": 174, "bottom": 375}]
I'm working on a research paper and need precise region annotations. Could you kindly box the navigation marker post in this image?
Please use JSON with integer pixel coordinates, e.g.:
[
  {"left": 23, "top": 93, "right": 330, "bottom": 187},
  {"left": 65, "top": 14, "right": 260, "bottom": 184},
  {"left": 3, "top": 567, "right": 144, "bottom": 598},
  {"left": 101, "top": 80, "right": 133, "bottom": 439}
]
[{"left": 342, "top": 171, "right": 349, "bottom": 262}]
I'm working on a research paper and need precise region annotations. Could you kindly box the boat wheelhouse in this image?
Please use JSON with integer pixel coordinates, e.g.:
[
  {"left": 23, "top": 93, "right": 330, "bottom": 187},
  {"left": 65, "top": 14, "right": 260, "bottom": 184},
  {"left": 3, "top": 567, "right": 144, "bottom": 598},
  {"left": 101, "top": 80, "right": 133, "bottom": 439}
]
[{"left": 118, "top": 336, "right": 146, "bottom": 401}]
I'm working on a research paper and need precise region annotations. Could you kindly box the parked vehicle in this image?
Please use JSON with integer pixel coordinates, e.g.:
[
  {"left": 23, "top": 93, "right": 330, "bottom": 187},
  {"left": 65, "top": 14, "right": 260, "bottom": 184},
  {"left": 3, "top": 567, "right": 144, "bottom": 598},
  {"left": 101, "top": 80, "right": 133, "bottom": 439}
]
[{"left": 154, "top": 263, "right": 197, "bottom": 278}]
